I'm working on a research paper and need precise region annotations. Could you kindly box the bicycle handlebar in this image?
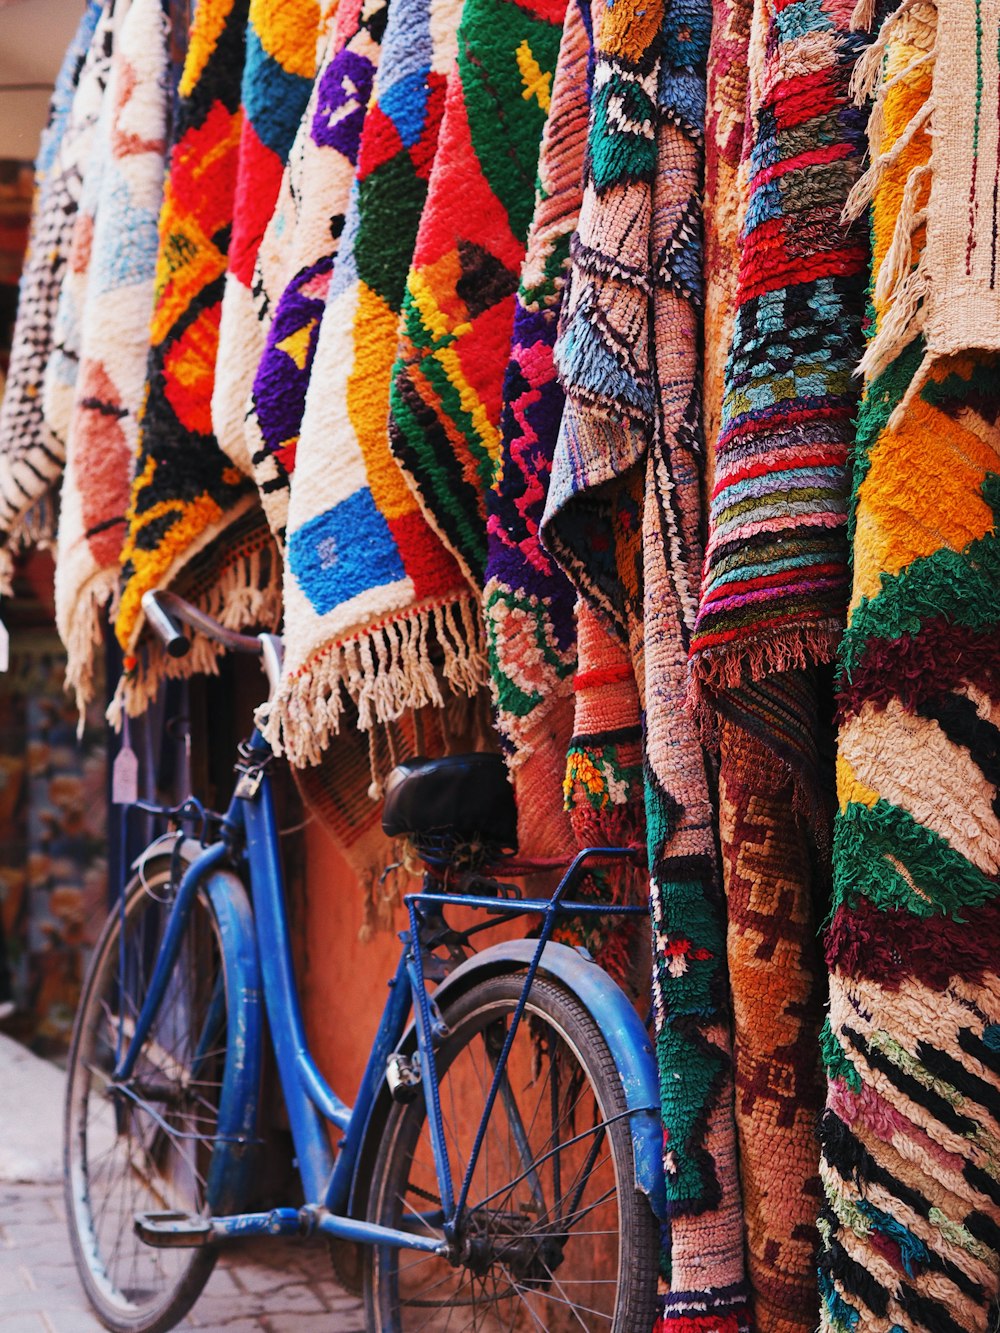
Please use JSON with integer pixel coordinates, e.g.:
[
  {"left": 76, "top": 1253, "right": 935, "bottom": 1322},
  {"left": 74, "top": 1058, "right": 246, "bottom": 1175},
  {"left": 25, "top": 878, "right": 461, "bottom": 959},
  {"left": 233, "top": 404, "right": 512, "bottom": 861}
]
[
  {"left": 141, "top": 590, "right": 284, "bottom": 703},
  {"left": 141, "top": 591, "right": 264, "bottom": 658}
]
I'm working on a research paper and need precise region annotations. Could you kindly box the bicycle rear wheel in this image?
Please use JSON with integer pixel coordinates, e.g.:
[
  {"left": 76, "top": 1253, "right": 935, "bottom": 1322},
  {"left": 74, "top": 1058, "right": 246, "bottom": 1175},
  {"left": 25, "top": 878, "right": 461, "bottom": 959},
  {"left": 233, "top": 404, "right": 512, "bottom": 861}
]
[
  {"left": 364, "top": 972, "right": 660, "bottom": 1331},
  {"left": 64, "top": 858, "right": 233, "bottom": 1333}
]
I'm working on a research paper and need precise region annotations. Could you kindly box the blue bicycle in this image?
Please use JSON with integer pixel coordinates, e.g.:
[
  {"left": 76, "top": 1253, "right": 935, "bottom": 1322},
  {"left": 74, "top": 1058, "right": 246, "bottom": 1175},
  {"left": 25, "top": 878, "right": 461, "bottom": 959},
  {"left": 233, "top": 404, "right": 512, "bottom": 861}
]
[{"left": 63, "top": 591, "right": 665, "bottom": 1332}]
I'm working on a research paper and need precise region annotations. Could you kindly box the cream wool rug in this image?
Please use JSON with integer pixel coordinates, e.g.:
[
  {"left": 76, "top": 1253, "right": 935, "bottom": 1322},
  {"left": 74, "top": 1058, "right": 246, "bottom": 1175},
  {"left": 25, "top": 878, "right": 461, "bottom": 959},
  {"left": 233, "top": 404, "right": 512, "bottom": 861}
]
[
  {"left": 54, "top": 0, "right": 169, "bottom": 715},
  {"left": 211, "top": 0, "right": 321, "bottom": 481},
  {"left": 242, "top": 0, "right": 386, "bottom": 541},
  {"left": 259, "top": 0, "right": 487, "bottom": 770}
]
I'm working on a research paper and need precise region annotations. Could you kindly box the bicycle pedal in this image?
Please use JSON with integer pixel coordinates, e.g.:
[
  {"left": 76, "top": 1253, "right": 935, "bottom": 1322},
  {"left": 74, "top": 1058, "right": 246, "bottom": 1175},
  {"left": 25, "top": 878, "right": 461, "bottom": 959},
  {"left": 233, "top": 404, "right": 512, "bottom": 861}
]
[
  {"left": 134, "top": 1211, "right": 214, "bottom": 1248},
  {"left": 386, "top": 1052, "right": 421, "bottom": 1103}
]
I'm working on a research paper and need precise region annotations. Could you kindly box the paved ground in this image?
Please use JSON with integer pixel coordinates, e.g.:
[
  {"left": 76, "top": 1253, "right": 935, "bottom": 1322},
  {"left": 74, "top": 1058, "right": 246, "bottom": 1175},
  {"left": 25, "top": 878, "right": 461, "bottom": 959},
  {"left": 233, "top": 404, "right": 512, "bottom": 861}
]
[
  {"left": 0, "top": 1181, "right": 366, "bottom": 1331},
  {"left": 0, "top": 1034, "right": 366, "bottom": 1332}
]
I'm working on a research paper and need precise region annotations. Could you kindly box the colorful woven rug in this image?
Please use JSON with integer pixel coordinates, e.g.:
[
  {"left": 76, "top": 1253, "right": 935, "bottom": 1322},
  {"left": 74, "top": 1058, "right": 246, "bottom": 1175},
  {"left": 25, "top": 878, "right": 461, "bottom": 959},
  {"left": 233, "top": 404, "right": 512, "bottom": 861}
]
[
  {"left": 212, "top": 0, "right": 319, "bottom": 479},
  {"left": 690, "top": 0, "right": 869, "bottom": 695},
  {"left": 0, "top": 0, "right": 104, "bottom": 590},
  {"left": 245, "top": 0, "right": 388, "bottom": 540},
  {"left": 387, "top": 0, "right": 568, "bottom": 592},
  {"left": 294, "top": 690, "right": 495, "bottom": 936},
  {"left": 821, "top": 4, "right": 1000, "bottom": 1326},
  {"left": 260, "top": 0, "right": 491, "bottom": 768},
  {"left": 481, "top": 0, "right": 594, "bottom": 858},
  {"left": 694, "top": 1, "right": 872, "bottom": 1325},
  {"left": 718, "top": 706, "right": 828, "bottom": 1333},
  {"left": 114, "top": 0, "right": 282, "bottom": 714},
  {"left": 543, "top": 0, "right": 752, "bottom": 1322},
  {"left": 558, "top": 600, "right": 646, "bottom": 992},
  {"left": 54, "top": 0, "right": 170, "bottom": 715}
]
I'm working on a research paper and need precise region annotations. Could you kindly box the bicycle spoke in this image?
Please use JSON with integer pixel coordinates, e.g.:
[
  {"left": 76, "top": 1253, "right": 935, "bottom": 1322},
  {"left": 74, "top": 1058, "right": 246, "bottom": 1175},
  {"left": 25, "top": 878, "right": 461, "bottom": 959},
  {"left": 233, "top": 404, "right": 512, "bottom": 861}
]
[{"left": 67, "top": 876, "right": 230, "bottom": 1327}]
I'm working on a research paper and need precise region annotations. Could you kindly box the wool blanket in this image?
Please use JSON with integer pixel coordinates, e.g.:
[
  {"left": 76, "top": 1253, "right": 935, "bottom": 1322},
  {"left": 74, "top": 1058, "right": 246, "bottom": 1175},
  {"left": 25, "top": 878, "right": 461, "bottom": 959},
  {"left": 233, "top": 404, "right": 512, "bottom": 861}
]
[
  {"left": 0, "top": 0, "right": 104, "bottom": 590},
  {"left": 482, "top": 0, "right": 595, "bottom": 859},
  {"left": 696, "top": 2, "right": 871, "bottom": 1325},
  {"left": 387, "top": 0, "right": 568, "bottom": 593},
  {"left": 542, "top": 0, "right": 752, "bottom": 1323},
  {"left": 259, "top": 0, "right": 498, "bottom": 769},
  {"left": 114, "top": 0, "right": 283, "bottom": 714},
  {"left": 54, "top": 0, "right": 169, "bottom": 716},
  {"left": 821, "top": 4, "right": 1000, "bottom": 1326},
  {"left": 245, "top": 0, "right": 388, "bottom": 541},
  {"left": 211, "top": 0, "right": 319, "bottom": 480}
]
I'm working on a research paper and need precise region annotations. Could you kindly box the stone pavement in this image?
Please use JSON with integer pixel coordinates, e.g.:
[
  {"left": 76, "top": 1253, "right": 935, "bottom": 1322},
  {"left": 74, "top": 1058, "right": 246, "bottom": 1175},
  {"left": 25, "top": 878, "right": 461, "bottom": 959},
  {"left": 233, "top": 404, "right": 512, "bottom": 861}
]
[
  {"left": 0, "top": 1033, "right": 366, "bottom": 1331},
  {"left": 0, "top": 1180, "right": 367, "bottom": 1332}
]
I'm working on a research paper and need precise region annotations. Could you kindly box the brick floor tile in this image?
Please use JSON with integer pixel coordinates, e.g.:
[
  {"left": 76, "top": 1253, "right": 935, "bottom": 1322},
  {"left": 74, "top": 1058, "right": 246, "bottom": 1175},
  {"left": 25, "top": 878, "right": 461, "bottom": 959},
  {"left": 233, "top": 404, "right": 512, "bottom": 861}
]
[{"left": 0, "top": 1181, "right": 367, "bottom": 1331}]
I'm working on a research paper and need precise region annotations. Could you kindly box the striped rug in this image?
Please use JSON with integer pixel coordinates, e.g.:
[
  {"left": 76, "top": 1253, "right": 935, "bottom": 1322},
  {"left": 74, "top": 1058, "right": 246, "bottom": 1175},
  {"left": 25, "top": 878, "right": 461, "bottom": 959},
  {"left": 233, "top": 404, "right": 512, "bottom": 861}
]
[{"left": 821, "top": 3, "right": 1000, "bottom": 1325}]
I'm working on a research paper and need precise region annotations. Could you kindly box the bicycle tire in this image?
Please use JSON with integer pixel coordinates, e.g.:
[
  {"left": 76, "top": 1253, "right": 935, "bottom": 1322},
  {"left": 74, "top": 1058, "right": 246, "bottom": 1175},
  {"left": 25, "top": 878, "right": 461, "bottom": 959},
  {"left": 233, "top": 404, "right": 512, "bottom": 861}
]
[
  {"left": 64, "top": 857, "right": 234, "bottom": 1333},
  {"left": 364, "top": 972, "right": 660, "bottom": 1331}
]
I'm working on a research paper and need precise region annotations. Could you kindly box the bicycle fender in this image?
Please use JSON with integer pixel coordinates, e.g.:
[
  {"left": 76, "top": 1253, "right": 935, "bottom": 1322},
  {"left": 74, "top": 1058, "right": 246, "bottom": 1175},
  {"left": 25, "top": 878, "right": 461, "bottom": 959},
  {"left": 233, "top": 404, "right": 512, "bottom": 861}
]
[
  {"left": 201, "top": 867, "right": 264, "bottom": 1213},
  {"left": 130, "top": 848, "right": 264, "bottom": 1214},
  {"left": 432, "top": 940, "right": 667, "bottom": 1221}
]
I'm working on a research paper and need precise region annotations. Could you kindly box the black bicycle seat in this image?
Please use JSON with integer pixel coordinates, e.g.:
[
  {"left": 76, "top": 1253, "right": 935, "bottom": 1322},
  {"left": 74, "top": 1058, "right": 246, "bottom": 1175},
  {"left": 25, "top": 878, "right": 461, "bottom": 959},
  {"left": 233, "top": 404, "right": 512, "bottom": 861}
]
[{"left": 381, "top": 754, "right": 517, "bottom": 856}]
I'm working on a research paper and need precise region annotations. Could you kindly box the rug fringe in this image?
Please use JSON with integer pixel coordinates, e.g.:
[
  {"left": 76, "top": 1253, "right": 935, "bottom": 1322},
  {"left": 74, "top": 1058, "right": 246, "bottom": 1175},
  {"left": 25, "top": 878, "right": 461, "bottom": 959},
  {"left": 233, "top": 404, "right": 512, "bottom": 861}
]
[
  {"left": 260, "top": 592, "right": 490, "bottom": 768},
  {"left": 0, "top": 547, "right": 12, "bottom": 599},
  {"left": 108, "top": 544, "right": 283, "bottom": 728},
  {"left": 8, "top": 492, "right": 57, "bottom": 556},
  {"left": 61, "top": 565, "right": 119, "bottom": 725},
  {"left": 689, "top": 621, "right": 843, "bottom": 702},
  {"left": 844, "top": 0, "right": 937, "bottom": 381}
]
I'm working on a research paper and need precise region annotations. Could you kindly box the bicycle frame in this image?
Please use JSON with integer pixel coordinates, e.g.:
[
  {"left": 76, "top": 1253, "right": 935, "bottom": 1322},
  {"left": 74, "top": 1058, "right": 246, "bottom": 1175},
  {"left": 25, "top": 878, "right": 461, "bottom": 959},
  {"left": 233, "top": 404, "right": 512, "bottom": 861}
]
[{"left": 114, "top": 724, "right": 662, "bottom": 1260}]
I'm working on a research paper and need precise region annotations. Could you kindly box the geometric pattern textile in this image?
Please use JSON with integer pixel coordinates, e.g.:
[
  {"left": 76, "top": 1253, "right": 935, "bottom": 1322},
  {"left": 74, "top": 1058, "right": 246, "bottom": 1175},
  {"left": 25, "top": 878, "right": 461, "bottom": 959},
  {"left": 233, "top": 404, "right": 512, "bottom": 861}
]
[
  {"left": 702, "top": 0, "right": 750, "bottom": 472},
  {"left": 821, "top": 5, "right": 1000, "bottom": 1326},
  {"left": 560, "top": 599, "right": 647, "bottom": 990},
  {"left": 0, "top": 0, "right": 105, "bottom": 590},
  {"left": 719, "top": 711, "right": 828, "bottom": 1333},
  {"left": 543, "top": 0, "right": 752, "bottom": 1323},
  {"left": 212, "top": 0, "right": 319, "bottom": 480},
  {"left": 42, "top": 1, "right": 119, "bottom": 469},
  {"left": 696, "top": 2, "right": 871, "bottom": 1322},
  {"left": 245, "top": 0, "right": 390, "bottom": 540},
  {"left": 259, "top": 0, "right": 485, "bottom": 768},
  {"left": 114, "top": 0, "right": 282, "bottom": 716},
  {"left": 387, "top": 0, "right": 568, "bottom": 592},
  {"left": 690, "top": 0, "right": 870, "bottom": 698},
  {"left": 55, "top": 0, "right": 171, "bottom": 714},
  {"left": 482, "top": 0, "right": 594, "bottom": 858}
]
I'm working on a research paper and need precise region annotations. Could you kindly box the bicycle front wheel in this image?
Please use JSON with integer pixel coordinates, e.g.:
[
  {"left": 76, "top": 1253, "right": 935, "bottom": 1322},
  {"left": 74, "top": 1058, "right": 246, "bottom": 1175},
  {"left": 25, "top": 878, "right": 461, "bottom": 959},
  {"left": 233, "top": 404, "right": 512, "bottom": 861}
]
[
  {"left": 364, "top": 972, "right": 660, "bottom": 1331},
  {"left": 64, "top": 858, "right": 234, "bottom": 1333}
]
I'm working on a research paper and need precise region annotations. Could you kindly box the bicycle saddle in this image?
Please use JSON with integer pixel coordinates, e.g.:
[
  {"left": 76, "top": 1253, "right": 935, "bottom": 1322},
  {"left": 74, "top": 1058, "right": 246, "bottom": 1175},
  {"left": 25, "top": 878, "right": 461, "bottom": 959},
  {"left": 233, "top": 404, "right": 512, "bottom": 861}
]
[{"left": 381, "top": 753, "right": 517, "bottom": 857}]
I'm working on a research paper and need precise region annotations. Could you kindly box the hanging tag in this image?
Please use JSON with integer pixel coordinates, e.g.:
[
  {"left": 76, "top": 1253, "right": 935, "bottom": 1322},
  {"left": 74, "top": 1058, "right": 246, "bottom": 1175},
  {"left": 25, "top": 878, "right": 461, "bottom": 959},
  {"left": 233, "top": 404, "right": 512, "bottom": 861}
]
[
  {"left": 0, "top": 617, "right": 8, "bottom": 674},
  {"left": 112, "top": 746, "right": 139, "bottom": 806},
  {"left": 112, "top": 715, "right": 139, "bottom": 805}
]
